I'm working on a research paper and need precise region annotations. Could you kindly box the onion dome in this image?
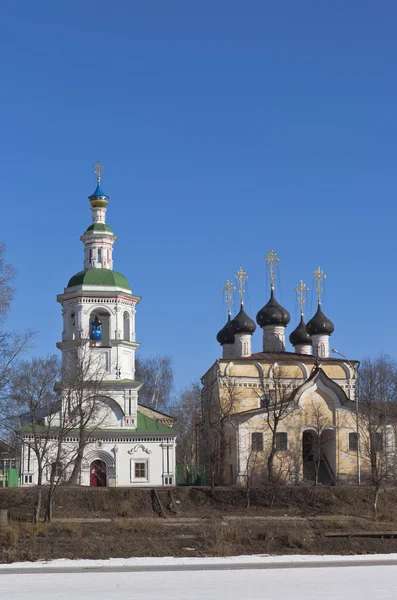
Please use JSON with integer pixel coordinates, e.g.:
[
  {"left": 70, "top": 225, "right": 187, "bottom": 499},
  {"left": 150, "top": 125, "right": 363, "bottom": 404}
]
[
  {"left": 229, "top": 304, "right": 256, "bottom": 335},
  {"left": 89, "top": 182, "right": 109, "bottom": 208},
  {"left": 289, "top": 314, "right": 312, "bottom": 346},
  {"left": 216, "top": 314, "right": 235, "bottom": 345},
  {"left": 256, "top": 286, "right": 290, "bottom": 328},
  {"left": 306, "top": 303, "right": 334, "bottom": 336}
]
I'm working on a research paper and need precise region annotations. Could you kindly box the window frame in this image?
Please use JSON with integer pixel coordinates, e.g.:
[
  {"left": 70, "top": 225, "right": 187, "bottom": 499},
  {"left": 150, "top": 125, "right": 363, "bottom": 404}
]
[
  {"left": 251, "top": 432, "right": 264, "bottom": 452},
  {"left": 348, "top": 432, "right": 358, "bottom": 452},
  {"left": 275, "top": 431, "right": 288, "bottom": 451},
  {"left": 130, "top": 459, "right": 149, "bottom": 482}
]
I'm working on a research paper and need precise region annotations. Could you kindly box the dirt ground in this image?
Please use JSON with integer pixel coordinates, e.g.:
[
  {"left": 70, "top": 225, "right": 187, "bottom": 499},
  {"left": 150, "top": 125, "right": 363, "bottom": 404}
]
[{"left": 2, "top": 486, "right": 397, "bottom": 562}]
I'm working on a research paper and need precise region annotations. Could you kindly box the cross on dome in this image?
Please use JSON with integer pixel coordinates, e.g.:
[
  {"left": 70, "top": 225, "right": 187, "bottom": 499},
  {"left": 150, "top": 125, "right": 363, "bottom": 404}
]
[
  {"left": 295, "top": 280, "right": 309, "bottom": 315},
  {"left": 94, "top": 161, "right": 104, "bottom": 182},
  {"left": 235, "top": 267, "right": 248, "bottom": 304},
  {"left": 312, "top": 266, "right": 326, "bottom": 303}
]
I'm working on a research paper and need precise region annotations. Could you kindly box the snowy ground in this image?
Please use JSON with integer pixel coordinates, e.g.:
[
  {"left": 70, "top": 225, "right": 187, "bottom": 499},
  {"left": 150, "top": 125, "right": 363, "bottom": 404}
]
[{"left": 2, "top": 555, "right": 397, "bottom": 599}]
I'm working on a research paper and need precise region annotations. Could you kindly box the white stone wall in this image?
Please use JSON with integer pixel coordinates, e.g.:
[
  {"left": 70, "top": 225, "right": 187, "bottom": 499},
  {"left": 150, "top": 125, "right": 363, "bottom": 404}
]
[
  {"left": 311, "top": 334, "right": 330, "bottom": 358},
  {"left": 233, "top": 333, "right": 252, "bottom": 357},
  {"left": 262, "top": 325, "right": 286, "bottom": 352},
  {"left": 21, "top": 435, "right": 176, "bottom": 487}
]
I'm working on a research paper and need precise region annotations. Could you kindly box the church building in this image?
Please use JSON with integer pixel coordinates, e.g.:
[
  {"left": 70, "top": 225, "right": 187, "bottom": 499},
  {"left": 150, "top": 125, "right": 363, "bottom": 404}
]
[
  {"left": 201, "top": 251, "right": 379, "bottom": 486},
  {"left": 20, "top": 164, "right": 177, "bottom": 487}
]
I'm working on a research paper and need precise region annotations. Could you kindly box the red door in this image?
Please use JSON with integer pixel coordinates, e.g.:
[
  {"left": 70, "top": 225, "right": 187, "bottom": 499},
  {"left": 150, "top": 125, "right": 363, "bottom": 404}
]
[{"left": 90, "top": 460, "right": 107, "bottom": 487}]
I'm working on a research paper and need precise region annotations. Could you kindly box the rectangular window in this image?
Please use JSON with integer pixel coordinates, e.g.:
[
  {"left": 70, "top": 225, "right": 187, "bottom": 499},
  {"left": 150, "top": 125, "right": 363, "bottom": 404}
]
[
  {"left": 275, "top": 432, "right": 288, "bottom": 451},
  {"left": 97, "top": 248, "right": 102, "bottom": 262},
  {"left": 349, "top": 432, "right": 358, "bottom": 451},
  {"left": 24, "top": 475, "right": 32, "bottom": 484},
  {"left": 251, "top": 432, "right": 264, "bottom": 452},
  {"left": 135, "top": 462, "right": 146, "bottom": 478}
]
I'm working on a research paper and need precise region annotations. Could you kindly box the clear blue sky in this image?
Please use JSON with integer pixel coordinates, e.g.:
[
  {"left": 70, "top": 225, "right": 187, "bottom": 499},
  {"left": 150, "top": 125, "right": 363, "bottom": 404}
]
[{"left": 1, "top": 2, "right": 397, "bottom": 391}]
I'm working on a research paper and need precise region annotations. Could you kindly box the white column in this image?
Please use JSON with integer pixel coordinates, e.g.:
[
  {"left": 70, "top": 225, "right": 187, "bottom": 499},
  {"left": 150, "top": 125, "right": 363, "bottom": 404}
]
[
  {"left": 234, "top": 333, "right": 252, "bottom": 357},
  {"left": 312, "top": 334, "right": 330, "bottom": 358},
  {"left": 294, "top": 344, "right": 312, "bottom": 355},
  {"left": 262, "top": 325, "right": 286, "bottom": 352}
]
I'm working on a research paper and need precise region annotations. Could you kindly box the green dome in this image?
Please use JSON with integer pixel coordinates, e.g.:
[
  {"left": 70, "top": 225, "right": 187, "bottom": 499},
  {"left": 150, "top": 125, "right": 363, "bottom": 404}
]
[
  {"left": 67, "top": 269, "right": 131, "bottom": 290},
  {"left": 85, "top": 223, "right": 114, "bottom": 234}
]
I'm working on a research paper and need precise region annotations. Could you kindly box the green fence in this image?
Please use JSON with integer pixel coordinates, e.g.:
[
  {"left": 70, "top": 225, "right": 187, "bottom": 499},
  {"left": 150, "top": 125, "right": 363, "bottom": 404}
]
[
  {"left": 0, "top": 468, "right": 19, "bottom": 487},
  {"left": 176, "top": 465, "right": 206, "bottom": 486}
]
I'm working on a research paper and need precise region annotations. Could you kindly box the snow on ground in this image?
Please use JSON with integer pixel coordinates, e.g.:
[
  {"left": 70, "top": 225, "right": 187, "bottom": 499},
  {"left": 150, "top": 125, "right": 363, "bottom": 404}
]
[
  {"left": 1, "top": 562, "right": 397, "bottom": 600},
  {"left": 1, "top": 555, "right": 397, "bottom": 600}
]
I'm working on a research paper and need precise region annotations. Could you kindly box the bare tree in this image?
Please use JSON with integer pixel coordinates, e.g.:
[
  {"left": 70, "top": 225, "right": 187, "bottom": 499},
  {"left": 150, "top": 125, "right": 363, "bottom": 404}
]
[
  {"left": 171, "top": 381, "right": 202, "bottom": 466},
  {"left": 241, "top": 445, "right": 262, "bottom": 508},
  {"left": 0, "top": 244, "right": 34, "bottom": 431},
  {"left": 63, "top": 342, "right": 109, "bottom": 486},
  {"left": 201, "top": 376, "right": 240, "bottom": 493},
  {"left": 135, "top": 355, "right": 173, "bottom": 411},
  {"left": 256, "top": 366, "right": 301, "bottom": 482},
  {"left": 306, "top": 400, "right": 332, "bottom": 486},
  {"left": 10, "top": 355, "right": 61, "bottom": 521},
  {"left": 358, "top": 355, "right": 397, "bottom": 519}
]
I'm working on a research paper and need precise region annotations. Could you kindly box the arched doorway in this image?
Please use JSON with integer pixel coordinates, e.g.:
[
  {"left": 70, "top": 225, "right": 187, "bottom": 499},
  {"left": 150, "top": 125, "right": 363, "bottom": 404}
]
[
  {"left": 90, "top": 459, "right": 107, "bottom": 487},
  {"left": 302, "top": 429, "right": 336, "bottom": 485}
]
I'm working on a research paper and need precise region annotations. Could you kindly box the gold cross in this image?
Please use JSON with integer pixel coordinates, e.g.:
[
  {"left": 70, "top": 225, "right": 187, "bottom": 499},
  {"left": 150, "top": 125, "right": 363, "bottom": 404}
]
[
  {"left": 313, "top": 266, "right": 326, "bottom": 303},
  {"left": 295, "top": 280, "right": 309, "bottom": 314},
  {"left": 94, "top": 161, "right": 104, "bottom": 182},
  {"left": 221, "top": 280, "right": 236, "bottom": 314},
  {"left": 235, "top": 267, "right": 248, "bottom": 303},
  {"left": 265, "top": 249, "right": 280, "bottom": 284}
]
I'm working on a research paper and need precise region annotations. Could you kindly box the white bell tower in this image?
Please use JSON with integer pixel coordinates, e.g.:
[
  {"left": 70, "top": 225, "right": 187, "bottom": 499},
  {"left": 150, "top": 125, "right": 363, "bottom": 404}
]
[{"left": 56, "top": 162, "right": 141, "bottom": 428}]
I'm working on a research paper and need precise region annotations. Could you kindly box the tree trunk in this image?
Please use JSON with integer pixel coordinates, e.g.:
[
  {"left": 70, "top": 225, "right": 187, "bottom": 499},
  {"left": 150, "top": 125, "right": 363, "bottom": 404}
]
[
  {"left": 245, "top": 481, "right": 251, "bottom": 508},
  {"left": 68, "top": 431, "right": 86, "bottom": 485},
  {"left": 373, "top": 486, "right": 380, "bottom": 521},
  {"left": 267, "top": 447, "right": 276, "bottom": 482}
]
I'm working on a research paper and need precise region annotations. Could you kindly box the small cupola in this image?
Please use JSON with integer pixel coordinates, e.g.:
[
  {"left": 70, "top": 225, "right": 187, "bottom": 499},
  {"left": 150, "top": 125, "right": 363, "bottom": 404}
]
[
  {"left": 306, "top": 303, "right": 334, "bottom": 336},
  {"left": 256, "top": 285, "right": 290, "bottom": 328},
  {"left": 289, "top": 314, "right": 312, "bottom": 354},
  {"left": 290, "top": 279, "right": 311, "bottom": 355},
  {"left": 229, "top": 303, "right": 256, "bottom": 336},
  {"left": 306, "top": 266, "right": 334, "bottom": 358},
  {"left": 216, "top": 314, "right": 235, "bottom": 358},
  {"left": 257, "top": 250, "right": 290, "bottom": 352}
]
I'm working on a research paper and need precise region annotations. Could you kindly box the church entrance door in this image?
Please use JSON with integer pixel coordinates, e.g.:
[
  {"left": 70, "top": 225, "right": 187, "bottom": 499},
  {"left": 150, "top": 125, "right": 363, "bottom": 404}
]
[{"left": 90, "top": 459, "right": 107, "bottom": 487}]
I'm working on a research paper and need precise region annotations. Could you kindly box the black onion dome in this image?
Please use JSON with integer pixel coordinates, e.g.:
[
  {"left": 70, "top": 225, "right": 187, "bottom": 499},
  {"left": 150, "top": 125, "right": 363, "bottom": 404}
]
[
  {"left": 229, "top": 304, "right": 256, "bottom": 335},
  {"left": 256, "top": 287, "right": 291, "bottom": 327},
  {"left": 289, "top": 314, "right": 312, "bottom": 346},
  {"left": 216, "top": 314, "right": 235, "bottom": 345},
  {"left": 306, "top": 303, "right": 334, "bottom": 336}
]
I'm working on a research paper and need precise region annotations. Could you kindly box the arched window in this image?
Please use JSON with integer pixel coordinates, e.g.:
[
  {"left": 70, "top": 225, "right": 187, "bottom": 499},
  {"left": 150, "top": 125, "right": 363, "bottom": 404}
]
[{"left": 123, "top": 311, "right": 131, "bottom": 341}]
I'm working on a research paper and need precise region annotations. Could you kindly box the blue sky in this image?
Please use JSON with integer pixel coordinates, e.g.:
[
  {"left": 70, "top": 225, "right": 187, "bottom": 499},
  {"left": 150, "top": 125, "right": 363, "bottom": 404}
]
[{"left": 1, "top": 2, "right": 397, "bottom": 391}]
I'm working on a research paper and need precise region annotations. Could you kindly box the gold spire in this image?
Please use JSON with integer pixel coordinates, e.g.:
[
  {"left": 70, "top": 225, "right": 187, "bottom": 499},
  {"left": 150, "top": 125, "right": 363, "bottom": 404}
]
[
  {"left": 312, "top": 266, "right": 326, "bottom": 303},
  {"left": 94, "top": 161, "right": 104, "bottom": 183},
  {"left": 221, "top": 280, "right": 236, "bottom": 315},
  {"left": 295, "top": 280, "right": 309, "bottom": 315},
  {"left": 265, "top": 248, "right": 280, "bottom": 287},
  {"left": 235, "top": 267, "right": 248, "bottom": 304}
]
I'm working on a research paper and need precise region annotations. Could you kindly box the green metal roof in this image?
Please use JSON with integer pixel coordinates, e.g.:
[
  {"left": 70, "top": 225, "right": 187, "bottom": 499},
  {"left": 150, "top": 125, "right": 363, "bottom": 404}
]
[
  {"left": 136, "top": 412, "right": 177, "bottom": 434},
  {"left": 85, "top": 223, "right": 113, "bottom": 234},
  {"left": 67, "top": 269, "right": 131, "bottom": 290},
  {"left": 18, "top": 413, "right": 177, "bottom": 436}
]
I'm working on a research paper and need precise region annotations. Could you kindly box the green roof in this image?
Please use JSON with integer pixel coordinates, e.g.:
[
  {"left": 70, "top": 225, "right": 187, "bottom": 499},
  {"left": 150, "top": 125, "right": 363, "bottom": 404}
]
[
  {"left": 136, "top": 412, "right": 177, "bottom": 434},
  {"left": 67, "top": 269, "right": 131, "bottom": 290},
  {"left": 18, "top": 413, "right": 177, "bottom": 436},
  {"left": 85, "top": 223, "right": 114, "bottom": 234}
]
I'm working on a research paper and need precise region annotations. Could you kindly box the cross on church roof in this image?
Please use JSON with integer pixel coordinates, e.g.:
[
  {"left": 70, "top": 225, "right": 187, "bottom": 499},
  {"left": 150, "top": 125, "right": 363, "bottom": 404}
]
[
  {"left": 221, "top": 280, "right": 236, "bottom": 315},
  {"left": 235, "top": 267, "right": 248, "bottom": 304},
  {"left": 294, "top": 280, "right": 309, "bottom": 315},
  {"left": 313, "top": 266, "right": 326, "bottom": 303},
  {"left": 265, "top": 249, "right": 280, "bottom": 285},
  {"left": 94, "top": 161, "right": 104, "bottom": 183}
]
